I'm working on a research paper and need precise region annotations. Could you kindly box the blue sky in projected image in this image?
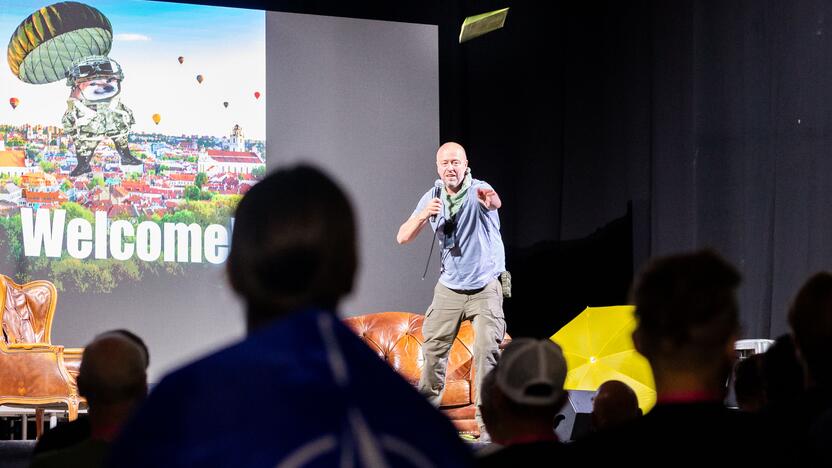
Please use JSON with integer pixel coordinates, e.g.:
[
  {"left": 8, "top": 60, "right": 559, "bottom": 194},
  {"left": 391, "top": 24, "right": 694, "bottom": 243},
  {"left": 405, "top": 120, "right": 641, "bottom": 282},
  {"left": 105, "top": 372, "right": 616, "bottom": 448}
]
[{"left": 1, "top": 1, "right": 265, "bottom": 139}]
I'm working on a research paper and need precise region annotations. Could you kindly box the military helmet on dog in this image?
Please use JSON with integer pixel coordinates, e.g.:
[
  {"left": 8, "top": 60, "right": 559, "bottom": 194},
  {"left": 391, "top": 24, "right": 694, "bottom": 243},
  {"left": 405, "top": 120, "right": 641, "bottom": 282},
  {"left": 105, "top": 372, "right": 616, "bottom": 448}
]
[{"left": 65, "top": 55, "right": 123, "bottom": 86}]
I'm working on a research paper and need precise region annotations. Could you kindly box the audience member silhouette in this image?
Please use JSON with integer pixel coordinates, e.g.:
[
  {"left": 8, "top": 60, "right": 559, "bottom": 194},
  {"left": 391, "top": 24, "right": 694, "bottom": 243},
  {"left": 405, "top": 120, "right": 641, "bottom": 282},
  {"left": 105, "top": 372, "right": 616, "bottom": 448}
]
[
  {"left": 591, "top": 380, "right": 642, "bottom": 431},
  {"left": 33, "top": 330, "right": 149, "bottom": 456},
  {"left": 477, "top": 338, "right": 568, "bottom": 467},
  {"left": 788, "top": 273, "right": 832, "bottom": 408},
  {"left": 760, "top": 334, "right": 804, "bottom": 410},
  {"left": 107, "top": 165, "right": 474, "bottom": 468},
  {"left": 733, "top": 354, "right": 766, "bottom": 413},
  {"left": 786, "top": 272, "right": 832, "bottom": 463},
  {"left": 30, "top": 332, "right": 148, "bottom": 468},
  {"left": 568, "top": 250, "right": 765, "bottom": 464},
  {"left": 755, "top": 334, "right": 807, "bottom": 464}
]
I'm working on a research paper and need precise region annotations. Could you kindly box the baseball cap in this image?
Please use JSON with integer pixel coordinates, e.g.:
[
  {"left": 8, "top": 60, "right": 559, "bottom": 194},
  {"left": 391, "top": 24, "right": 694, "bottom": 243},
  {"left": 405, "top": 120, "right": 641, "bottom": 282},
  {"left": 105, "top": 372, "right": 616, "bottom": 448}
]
[{"left": 495, "top": 338, "right": 567, "bottom": 406}]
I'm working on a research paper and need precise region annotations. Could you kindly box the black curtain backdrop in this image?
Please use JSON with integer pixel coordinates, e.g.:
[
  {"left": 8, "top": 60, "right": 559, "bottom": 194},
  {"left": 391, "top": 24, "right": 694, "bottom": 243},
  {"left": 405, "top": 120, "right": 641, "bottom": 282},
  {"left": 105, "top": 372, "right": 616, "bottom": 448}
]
[
  {"left": 167, "top": 0, "right": 832, "bottom": 340},
  {"left": 439, "top": 0, "right": 832, "bottom": 340}
]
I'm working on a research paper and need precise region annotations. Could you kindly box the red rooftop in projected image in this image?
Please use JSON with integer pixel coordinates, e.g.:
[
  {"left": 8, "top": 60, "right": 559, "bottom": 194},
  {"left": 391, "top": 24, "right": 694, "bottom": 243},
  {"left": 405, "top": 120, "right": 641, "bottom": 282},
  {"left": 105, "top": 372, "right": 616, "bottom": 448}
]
[{"left": 0, "top": 124, "right": 265, "bottom": 217}]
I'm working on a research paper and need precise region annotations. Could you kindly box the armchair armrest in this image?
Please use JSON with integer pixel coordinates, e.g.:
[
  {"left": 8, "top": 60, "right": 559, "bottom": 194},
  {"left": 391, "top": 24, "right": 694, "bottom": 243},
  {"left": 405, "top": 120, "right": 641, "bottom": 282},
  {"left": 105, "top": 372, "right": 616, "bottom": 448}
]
[
  {"left": 63, "top": 348, "right": 84, "bottom": 380},
  {"left": 5, "top": 343, "right": 64, "bottom": 352}
]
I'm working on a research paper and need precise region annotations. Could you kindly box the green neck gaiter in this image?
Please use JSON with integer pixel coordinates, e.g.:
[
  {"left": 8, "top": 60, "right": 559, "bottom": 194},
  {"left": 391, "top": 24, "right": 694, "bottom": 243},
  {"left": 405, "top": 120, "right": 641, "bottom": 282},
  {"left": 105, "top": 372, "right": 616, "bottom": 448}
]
[{"left": 442, "top": 169, "right": 472, "bottom": 218}]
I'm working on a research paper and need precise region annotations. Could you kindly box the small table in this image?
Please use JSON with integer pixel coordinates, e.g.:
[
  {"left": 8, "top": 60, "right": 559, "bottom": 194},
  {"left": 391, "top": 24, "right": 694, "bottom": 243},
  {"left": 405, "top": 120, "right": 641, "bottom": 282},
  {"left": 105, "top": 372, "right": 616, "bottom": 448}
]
[{"left": 0, "top": 406, "right": 87, "bottom": 440}]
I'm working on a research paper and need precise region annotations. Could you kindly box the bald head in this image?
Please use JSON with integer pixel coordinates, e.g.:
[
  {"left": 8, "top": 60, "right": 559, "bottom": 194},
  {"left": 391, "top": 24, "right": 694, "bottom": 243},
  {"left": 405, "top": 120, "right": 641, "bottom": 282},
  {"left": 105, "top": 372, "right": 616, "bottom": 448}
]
[
  {"left": 436, "top": 142, "right": 468, "bottom": 193},
  {"left": 436, "top": 142, "right": 467, "bottom": 162},
  {"left": 95, "top": 329, "right": 150, "bottom": 369},
  {"left": 592, "top": 380, "right": 642, "bottom": 431},
  {"left": 77, "top": 334, "right": 147, "bottom": 407}
]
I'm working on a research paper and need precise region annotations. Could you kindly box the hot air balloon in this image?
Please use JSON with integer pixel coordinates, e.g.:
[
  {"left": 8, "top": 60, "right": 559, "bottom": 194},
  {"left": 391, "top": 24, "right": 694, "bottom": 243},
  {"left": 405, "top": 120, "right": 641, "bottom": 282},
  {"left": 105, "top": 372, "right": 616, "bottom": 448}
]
[
  {"left": 196, "top": 75, "right": 204, "bottom": 84},
  {"left": 9, "top": 98, "right": 19, "bottom": 109},
  {"left": 177, "top": 56, "right": 184, "bottom": 64},
  {"left": 254, "top": 91, "right": 261, "bottom": 100},
  {"left": 8, "top": 2, "right": 113, "bottom": 84},
  {"left": 223, "top": 101, "right": 229, "bottom": 109},
  {"left": 152, "top": 113, "right": 161, "bottom": 125}
]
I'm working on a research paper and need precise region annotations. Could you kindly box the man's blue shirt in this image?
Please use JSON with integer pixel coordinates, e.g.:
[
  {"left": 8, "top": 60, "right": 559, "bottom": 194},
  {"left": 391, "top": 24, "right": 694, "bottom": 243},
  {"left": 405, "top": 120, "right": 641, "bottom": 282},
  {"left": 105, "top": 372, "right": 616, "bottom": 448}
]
[{"left": 412, "top": 178, "right": 505, "bottom": 290}]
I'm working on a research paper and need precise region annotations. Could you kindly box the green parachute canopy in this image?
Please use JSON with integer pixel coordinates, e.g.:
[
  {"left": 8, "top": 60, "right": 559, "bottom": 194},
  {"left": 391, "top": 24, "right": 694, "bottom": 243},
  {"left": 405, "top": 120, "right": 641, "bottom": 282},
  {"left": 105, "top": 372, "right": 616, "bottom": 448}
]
[{"left": 7, "top": 2, "right": 113, "bottom": 85}]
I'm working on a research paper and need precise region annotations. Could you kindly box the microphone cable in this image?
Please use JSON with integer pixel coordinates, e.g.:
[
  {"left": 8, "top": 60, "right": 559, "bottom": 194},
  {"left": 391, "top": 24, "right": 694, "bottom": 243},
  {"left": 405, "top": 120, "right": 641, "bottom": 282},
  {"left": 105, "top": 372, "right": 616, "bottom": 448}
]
[
  {"left": 421, "top": 223, "right": 439, "bottom": 280},
  {"left": 421, "top": 184, "right": 442, "bottom": 280}
]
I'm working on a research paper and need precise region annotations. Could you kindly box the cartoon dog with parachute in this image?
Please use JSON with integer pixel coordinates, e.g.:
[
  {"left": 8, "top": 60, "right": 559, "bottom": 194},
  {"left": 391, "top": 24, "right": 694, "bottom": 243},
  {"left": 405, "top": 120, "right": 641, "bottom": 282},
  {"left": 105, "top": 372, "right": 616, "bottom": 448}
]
[{"left": 7, "top": 2, "right": 142, "bottom": 176}]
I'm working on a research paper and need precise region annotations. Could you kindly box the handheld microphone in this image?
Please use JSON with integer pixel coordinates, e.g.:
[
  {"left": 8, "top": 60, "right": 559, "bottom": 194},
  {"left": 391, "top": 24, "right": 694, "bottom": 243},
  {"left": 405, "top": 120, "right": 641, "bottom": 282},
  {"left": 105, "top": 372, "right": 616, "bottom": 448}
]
[
  {"left": 431, "top": 180, "right": 443, "bottom": 222},
  {"left": 422, "top": 180, "right": 444, "bottom": 280}
]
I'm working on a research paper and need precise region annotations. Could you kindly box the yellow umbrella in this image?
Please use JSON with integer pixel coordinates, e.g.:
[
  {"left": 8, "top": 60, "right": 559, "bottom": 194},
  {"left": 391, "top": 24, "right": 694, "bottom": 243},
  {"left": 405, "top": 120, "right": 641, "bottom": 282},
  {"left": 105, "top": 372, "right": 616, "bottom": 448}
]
[{"left": 551, "top": 305, "right": 656, "bottom": 412}]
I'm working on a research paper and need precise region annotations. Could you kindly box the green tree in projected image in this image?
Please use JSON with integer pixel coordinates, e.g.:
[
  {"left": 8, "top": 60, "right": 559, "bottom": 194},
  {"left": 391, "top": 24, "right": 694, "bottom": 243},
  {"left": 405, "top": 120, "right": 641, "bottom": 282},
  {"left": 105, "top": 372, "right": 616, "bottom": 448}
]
[{"left": 0, "top": 197, "right": 240, "bottom": 293}]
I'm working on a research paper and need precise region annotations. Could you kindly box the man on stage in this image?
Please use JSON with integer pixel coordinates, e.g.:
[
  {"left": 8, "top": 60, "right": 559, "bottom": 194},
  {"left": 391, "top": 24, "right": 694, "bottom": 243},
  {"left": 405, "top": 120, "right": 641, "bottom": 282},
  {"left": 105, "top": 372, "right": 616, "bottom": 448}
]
[{"left": 397, "top": 142, "right": 506, "bottom": 437}]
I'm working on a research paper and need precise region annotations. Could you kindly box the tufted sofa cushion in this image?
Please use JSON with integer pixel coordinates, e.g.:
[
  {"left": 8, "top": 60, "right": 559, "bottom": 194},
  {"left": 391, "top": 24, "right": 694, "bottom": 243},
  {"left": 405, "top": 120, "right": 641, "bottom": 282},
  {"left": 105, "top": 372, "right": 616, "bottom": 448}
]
[{"left": 343, "top": 311, "right": 479, "bottom": 433}]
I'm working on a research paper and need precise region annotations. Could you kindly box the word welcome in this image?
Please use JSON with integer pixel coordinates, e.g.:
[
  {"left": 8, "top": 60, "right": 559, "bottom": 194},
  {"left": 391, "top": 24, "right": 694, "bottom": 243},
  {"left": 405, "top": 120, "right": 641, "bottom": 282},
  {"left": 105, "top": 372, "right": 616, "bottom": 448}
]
[{"left": 21, "top": 208, "right": 232, "bottom": 264}]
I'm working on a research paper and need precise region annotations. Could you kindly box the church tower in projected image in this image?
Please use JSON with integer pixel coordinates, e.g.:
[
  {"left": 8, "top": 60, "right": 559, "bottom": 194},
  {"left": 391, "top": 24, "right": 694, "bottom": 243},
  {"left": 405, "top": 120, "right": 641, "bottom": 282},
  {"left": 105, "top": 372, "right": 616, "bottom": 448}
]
[
  {"left": 198, "top": 125, "right": 265, "bottom": 176},
  {"left": 230, "top": 124, "right": 245, "bottom": 152}
]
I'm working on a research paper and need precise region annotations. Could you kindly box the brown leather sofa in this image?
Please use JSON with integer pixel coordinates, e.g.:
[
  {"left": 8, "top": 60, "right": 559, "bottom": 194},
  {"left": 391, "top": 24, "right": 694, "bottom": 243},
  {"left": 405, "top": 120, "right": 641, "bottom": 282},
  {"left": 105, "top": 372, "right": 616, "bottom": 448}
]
[
  {"left": 343, "top": 311, "right": 508, "bottom": 435},
  {"left": 0, "top": 275, "right": 81, "bottom": 436}
]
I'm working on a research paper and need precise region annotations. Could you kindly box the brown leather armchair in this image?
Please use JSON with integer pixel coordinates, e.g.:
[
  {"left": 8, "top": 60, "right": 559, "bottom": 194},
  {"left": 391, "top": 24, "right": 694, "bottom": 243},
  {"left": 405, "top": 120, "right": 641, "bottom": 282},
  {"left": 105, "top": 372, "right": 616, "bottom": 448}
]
[
  {"left": 343, "top": 311, "right": 508, "bottom": 435},
  {"left": 0, "top": 275, "right": 81, "bottom": 434}
]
